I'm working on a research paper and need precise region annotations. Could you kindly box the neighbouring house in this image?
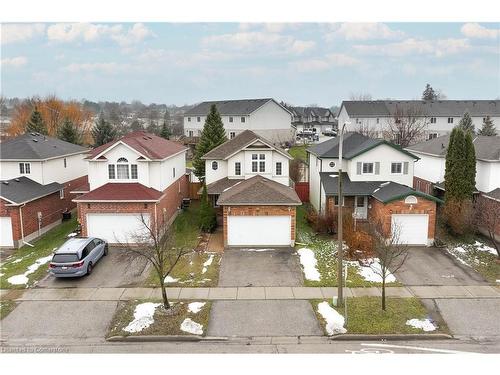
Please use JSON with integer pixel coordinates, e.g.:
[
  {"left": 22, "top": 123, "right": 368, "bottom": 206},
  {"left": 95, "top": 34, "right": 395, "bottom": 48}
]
[
  {"left": 407, "top": 134, "right": 500, "bottom": 238},
  {"left": 73, "top": 131, "right": 189, "bottom": 244},
  {"left": 288, "top": 106, "right": 338, "bottom": 134},
  {"left": 183, "top": 98, "right": 294, "bottom": 144},
  {"left": 0, "top": 133, "right": 89, "bottom": 247},
  {"left": 202, "top": 130, "right": 301, "bottom": 247},
  {"left": 337, "top": 100, "right": 500, "bottom": 141},
  {"left": 308, "top": 132, "right": 441, "bottom": 246}
]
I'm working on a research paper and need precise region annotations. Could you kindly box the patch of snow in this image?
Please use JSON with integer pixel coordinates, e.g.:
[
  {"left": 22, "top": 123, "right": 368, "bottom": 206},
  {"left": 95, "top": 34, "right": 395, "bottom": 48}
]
[
  {"left": 241, "top": 248, "right": 275, "bottom": 252},
  {"left": 188, "top": 302, "right": 206, "bottom": 314},
  {"left": 496, "top": 280, "right": 500, "bottom": 283},
  {"left": 180, "top": 318, "right": 203, "bottom": 335},
  {"left": 297, "top": 248, "right": 321, "bottom": 281},
  {"left": 357, "top": 258, "right": 396, "bottom": 283},
  {"left": 406, "top": 318, "right": 437, "bottom": 332},
  {"left": 11, "top": 258, "right": 23, "bottom": 264},
  {"left": 123, "top": 302, "right": 162, "bottom": 333},
  {"left": 164, "top": 275, "right": 179, "bottom": 283},
  {"left": 202, "top": 254, "right": 214, "bottom": 274},
  {"left": 7, "top": 255, "right": 53, "bottom": 285},
  {"left": 317, "top": 301, "right": 346, "bottom": 335},
  {"left": 473, "top": 241, "right": 497, "bottom": 256},
  {"left": 67, "top": 232, "right": 78, "bottom": 237}
]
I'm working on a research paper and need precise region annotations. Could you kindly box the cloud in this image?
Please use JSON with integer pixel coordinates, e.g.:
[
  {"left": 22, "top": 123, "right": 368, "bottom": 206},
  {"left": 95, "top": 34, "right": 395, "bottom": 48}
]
[
  {"left": 289, "top": 53, "right": 360, "bottom": 72},
  {"left": 326, "top": 23, "right": 405, "bottom": 41},
  {"left": 47, "top": 23, "right": 154, "bottom": 46},
  {"left": 62, "top": 62, "right": 125, "bottom": 73},
  {"left": 461, "top": 23, "right": 500, "bottom": 39},
  {"left": 0, "top": 23, "right": 45, "bottom": 44},
  {"left": 202, "top": 31, "right": 315, "bottom": 54},
  {"left": 1, "top": 56, "right": 28, "bottom": 67},
  {"left": 353, "top": 38, "right": 470, "bottom": 57},
  {"left": 238, "top": 23, "right": 301, "bottom": 33}
]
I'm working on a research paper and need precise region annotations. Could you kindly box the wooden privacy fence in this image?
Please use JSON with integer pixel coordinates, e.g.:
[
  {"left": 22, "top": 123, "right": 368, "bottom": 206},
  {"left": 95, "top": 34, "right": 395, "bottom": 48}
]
[
  {"left": 190, "top": 182, "right": 202, "bottom": 199},
  {"left": 295, "top": 182, "right": 309, "bottom": 202}
]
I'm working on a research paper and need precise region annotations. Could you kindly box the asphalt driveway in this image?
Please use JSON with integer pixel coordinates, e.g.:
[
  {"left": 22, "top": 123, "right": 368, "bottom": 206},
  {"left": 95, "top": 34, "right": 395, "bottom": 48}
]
[
  {"left": 207, "top": 300, "right": 322, "bottom": 337},
  {"left": 0, "top": 300, "right": 117, "bottom": 341},
  {"left": 37, "top": 247, "right": 151, "bottom": 288},
  {"left": 218, "top": 247, "right": 303, "bottom": 287},
  {"left": 394, "top": 246, "right": 489, "bottom": 286}
]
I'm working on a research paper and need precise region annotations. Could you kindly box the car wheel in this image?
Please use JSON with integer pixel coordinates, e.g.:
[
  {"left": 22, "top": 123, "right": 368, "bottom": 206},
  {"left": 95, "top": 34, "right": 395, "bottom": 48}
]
[
  {"left": 104, "top": 246, "right": 108, "bottom": 256},
  {"left": 86, "top": 263, "right": 93, "bottom": 275}
]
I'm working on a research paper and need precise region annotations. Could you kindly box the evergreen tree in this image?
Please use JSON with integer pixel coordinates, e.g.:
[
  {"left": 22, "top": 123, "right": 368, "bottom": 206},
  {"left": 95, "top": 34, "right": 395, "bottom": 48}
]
[
  {"left": 199, "top": 183, "right": 217, "bottom": 232},
  {"left": 457, "top": 112, "right": 475, "bottom": 135},
  {"left": 58, "top": 117, "right": 81, "bottom": 145},
  {"left": 478, "top": 116, "right": 497, "bottom": 136},
  {"left": 422, "top": 84, "right": 437, "bottom": 101},
  {"left": 160, "top": 120, "right": 171, "bottom": 139},
  {"left": 92, "top": 114, "right": 117, "bottom": 147},
  {"left": 463, "top": 131, "right": 477, "bottom": 198},
  {"left": 192, "top": 104, "right": 227, "bottom": 180},
  {"left": 130, "top": 119, "right": 143, "bottom": 132},
  {"left": 444, "top": 127, "right": 466, "bottom": 201},
  {"left": 26, "top": 106, "right": 48, "bottom": 134}
]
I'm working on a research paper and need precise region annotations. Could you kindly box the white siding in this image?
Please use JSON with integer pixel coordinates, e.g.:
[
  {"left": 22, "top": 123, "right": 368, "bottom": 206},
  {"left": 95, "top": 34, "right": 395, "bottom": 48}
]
[
  {"left": 205, "top": 160, "right": 228, "bottom": 185},
  {"left": 413, "top": 154, "right": 446, "bottom": 185},
  {"left": 0, "top": 161, "right": 43, "bottom": 183},
  {"left": 309, "top": 153, "right": 323, "bottom": 212}
]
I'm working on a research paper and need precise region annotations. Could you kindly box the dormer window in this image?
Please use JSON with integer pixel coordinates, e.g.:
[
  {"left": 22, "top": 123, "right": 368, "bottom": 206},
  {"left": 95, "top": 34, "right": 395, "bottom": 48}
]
[
  {"left": 109, "top": 157, "right": 138, "bottom": 180},
  {"left": 19, "top": 162, "right": 30, "bottom": 174}
]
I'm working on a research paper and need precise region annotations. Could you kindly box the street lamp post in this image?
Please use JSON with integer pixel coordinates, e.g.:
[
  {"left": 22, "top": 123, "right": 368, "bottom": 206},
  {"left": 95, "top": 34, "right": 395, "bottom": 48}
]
[{"left": 337, "top": 121, "right": 350, "bottom": 307}]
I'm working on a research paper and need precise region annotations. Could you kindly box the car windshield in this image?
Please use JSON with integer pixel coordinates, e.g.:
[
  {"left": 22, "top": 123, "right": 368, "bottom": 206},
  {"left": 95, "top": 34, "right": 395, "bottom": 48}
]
[{"left": 52, "top": 254, "right": 79, "bottom": 263}]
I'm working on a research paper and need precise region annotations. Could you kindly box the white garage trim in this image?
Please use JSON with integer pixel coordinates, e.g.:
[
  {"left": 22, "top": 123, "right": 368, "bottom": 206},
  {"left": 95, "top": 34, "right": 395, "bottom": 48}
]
[
  {"left": 391, "top": 214, "right": 429, "bottom": 246},
  {"left": 227, "top": 215, "right": 292, "bottom": 246},
  {"left": 86, "top": 213, "right": 151, "bottom": 244},
  {"left": 0, "top": 217, "right": 14, "bottom": 247}
]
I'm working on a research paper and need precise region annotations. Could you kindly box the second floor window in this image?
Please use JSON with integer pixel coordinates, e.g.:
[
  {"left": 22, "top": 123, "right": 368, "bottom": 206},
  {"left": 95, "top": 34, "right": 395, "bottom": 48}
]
[
  {"left": 428, "top": 132, "right": 438, "bottom": 140},
  {"left": 64, "top": 158, "right": 67, "bottom": 168},
  {"left": 230, "top": 131, "right": 236, "bottom": 139},
  {"left": 187, "top": 117, "right": 191, "bottom": 122},
  {"left": 447, "top": 117, "right": 454, "bottom": 124},
  {"left": 235, "top": 162, "right": 241, "bottom": 176},
  {"left": 19, "top": 162, "right": 30, "bottom": 174},
  {"left": 197, "top": 117, "right": 201, "bottom": 122},
  {"left": 430, "top": 117, "right": 437, "bottom": 124},
  {"left": 241, "top": 117, "right": 246, "bottom": 123},
  {"left": 109, "top": 158, "right": 138, "bottom": 180},
  {"left": 391, "top": 162, "right": 402, "bottom": 174},
  {"left": 229, "top": 117, "right": 233, "bottom": 123},
  {"left": 212, "top": 161, "right": 218, "bottom": 171},
  {"left": 259, "top": 154, "right": 265, "bottom": 172},
  {"left": 362, "top": 162, "right": 374, "bottom": 174},
  {"left": 276, "top": 162, "right": 282, "bottom": 176}
]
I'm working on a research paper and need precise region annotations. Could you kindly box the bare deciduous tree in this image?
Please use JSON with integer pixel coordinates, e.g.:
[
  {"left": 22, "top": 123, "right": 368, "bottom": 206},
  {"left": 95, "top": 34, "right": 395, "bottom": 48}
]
[
  {"left": 354, "top": 122, "right": 378, "bottom": 139},
  {"left": 364, "top": 221, "right": 409, "bottom": 311},
  {"left": 475, "top": 196, "right": 500, "bottom": 258},
  {"left": 383, "top": 104, "right": 428, "bottom": 147},
  {"left": 349, "top": 92, "right": 373, "bottom": 101},
  {"left": 122, "top": 214, "right": 189, "bottom": 310},
  {"left": 289, "top": 159, "right": 303, "bottom": 183}
]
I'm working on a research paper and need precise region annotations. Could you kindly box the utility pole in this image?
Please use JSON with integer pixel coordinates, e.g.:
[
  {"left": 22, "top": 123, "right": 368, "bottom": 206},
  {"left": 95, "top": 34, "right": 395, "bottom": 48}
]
[{"left": 337, "top": 122, "right": 349, "bottom": 307}]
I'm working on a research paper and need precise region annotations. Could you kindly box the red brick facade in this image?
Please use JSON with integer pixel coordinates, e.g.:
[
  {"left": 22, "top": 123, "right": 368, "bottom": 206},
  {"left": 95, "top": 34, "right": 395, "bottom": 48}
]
[
  {"left": 476, "top": 194, "right": 500, "bottom": 237},
  {"left": 77, "top": 175, "right": 189, "bottom": 239},
  {"left": 0, "top": 175, "right": 88, "bottom": 247},
  {"left": 222, "top": 205, "right": 297, "bottom": 246}
]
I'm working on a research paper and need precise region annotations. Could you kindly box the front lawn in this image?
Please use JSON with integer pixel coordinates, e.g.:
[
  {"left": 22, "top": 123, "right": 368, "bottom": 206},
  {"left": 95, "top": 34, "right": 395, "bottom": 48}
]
[
  {"left": 296, "top": 205, "right": 401, "bottom": 288},
  {"left": 0, "top": 217, "right": 78, "bottom": 289},
  {"left": 288, "top": 145, "right": 308, "bottom": 162},
  {"left": 312, "top": 297, "right": 448, "bottom": 335},
  {"left": 107, "top": 299, "right": 211, "bottom": 337},
  {"left": 144, "top": 201, "right": 221, "bottom": 287},
  {"left": 0, "top": 300, "right": 17, "bottom": 320}
]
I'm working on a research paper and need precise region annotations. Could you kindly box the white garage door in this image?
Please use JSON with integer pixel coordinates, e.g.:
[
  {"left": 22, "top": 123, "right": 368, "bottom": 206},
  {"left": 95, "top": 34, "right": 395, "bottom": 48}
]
[
  {"left": 0, "top": 217, "right": 14, "bottom": 247},
  {"left": 86, "top": 213, "right": 150, "bottom": 244},
  {"left": 227, "top": 215, "right": 292, "bottom": 246},
  {"left": 391, "top": 214, "right": 429, "bottom": 245}
]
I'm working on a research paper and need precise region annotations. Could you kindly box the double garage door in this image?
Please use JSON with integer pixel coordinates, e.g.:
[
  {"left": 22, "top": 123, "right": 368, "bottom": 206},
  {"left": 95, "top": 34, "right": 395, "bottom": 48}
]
[
  {"left": 227, "top": 215, "right": 292, "bottom": 246},
  {"left": 391, "top": 214, "right": 429, "bottom": 245},
  {"left": 86, "top": 213, "right": 150, "bottom": 244}
]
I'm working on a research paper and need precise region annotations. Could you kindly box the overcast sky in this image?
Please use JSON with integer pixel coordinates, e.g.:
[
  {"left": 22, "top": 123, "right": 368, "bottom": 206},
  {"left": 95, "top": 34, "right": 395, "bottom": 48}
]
[{"left": 1, "top": 22, "right": 499, "bottom": 106}]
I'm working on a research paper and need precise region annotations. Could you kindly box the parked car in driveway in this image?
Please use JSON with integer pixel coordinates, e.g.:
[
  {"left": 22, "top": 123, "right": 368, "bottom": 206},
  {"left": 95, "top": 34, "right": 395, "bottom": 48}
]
[
  {"left": 49, "top": 237, "right": 108, "bottom": 278},
  {"left": 322, "top": 128, "right": 337, "bottom": 136}
]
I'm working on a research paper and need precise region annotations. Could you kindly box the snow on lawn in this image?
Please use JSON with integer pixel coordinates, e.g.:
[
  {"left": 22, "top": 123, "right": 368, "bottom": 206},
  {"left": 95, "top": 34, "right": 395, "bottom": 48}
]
[
  {"left": 317, "top": 301, "right": 346, "bottom": 335},
  {"left": 164, "top": 275, "right": 179, "bottom": 283},
  {"left": 202, "top": 254, "right": 214, "bottom": 274},
  {"left": 123, "top": 302, "right": 162, "bottom": 333},
  {"left": 297, "top": 248, "right": 321, "bottom": 281},
  {"left": 180, "top": 318, "right": 203, "bottom": 335},
  {"left": 187, "top": 302, "right": 206, "bottom": 314},
  {"left": 448, "top": 241, "right": 498, "bottom": 267},
  {"left": 67, "top": 232, "right": 78, "bottom": 237},
  {"left": 7, "top": 255, "right": 53, "bottom": 285},
  {"left": 355, "top": 258, "right": 396, "bottom": 283},
  {"left": 406, "top": 318, "right": 437, "bottom": 332}
]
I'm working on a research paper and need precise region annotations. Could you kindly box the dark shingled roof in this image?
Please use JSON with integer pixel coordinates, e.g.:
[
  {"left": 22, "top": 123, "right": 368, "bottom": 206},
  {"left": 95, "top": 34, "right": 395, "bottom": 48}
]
[
  {"left": 308, "top": 132, "right": 418, "bottom": 160},
  {"left": 0, "top": 133, "right": 89, "bottom": 160},
  {"left": 0, "top": 177, "right": 63, "bottom": 205},
  {"left": 216, "top": 175, "right": 301, "bottom": 206},
  {"left": 202, "top": 130, "right": 291, "bottom": 160},
  {"left": 407, "top": 134, "right": 500, "bottom": 161},
  {"left": 185, "top": 98, "right": 285, "bottom": 116},
  {"left": 320, "top": 173, "right": 442, "bottom": 203},
  {"left": 484, "top": 188, "right": 500, "bottom": 201},
  {"left": 205, "top": 177, "right": 242, "bottom": 195},
  {"left": 342, "top": 100, "right": 500, "bottom": 117}
]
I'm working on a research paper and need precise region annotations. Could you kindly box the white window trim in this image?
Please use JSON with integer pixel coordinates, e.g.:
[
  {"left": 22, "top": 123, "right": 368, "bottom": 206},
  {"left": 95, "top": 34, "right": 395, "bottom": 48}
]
[
  {"left": 235, "top": 162, "right": 241, "bottom": 176},
  {"left": 362, "top": 162, "right": 374, "bottom": 175},
  {"left": 390, "top": 162, "right": 403, "bottom": 175},
  {"left": 275, "top": 162, "right": 282, "bottom": 176},
  {"left": 110, "top": 158, "right": 138, "bottom": 181},
  {"left": 19, "top": 162, "right": 31, "bottom": 174},
  {"left": 230, "top": 131, "right": 236, "bottom": 139},
  {"left": 59, "top": 189, "right": 64, "bottom": 199},
  {"left": 211, "top": 161, "right": 218, "bottom": 171}
]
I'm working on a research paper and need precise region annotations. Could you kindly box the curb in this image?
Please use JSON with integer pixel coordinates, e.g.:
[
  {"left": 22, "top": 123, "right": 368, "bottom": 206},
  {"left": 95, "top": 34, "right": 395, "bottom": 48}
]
[
  {"left": 106, "top": 335, "right": 228, "bottom": 342},
  {"left": 329, "top": 333, "right": 454, "bottom": 341}
]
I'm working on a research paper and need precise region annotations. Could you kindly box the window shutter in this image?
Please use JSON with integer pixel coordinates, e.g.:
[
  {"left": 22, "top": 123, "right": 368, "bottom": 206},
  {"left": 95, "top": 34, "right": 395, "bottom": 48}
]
[
  {"left": 356, "top": 162, "right": 362, "bottom": 175},
  {"left": 375, "top": 162, "right": 380, "bottom": 175},
  {"left": 403, "top": 162, "right": 409, "bottom": 175}
]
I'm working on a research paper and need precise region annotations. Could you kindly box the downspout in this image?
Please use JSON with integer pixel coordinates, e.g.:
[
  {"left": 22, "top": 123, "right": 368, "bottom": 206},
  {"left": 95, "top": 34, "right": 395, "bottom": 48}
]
[{"left": 18, "top": 204, "right": 34, "bottom": 247}]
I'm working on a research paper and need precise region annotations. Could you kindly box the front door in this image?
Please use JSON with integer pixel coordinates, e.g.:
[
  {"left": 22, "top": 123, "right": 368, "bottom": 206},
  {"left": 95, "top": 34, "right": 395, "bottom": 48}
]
[{"left": 354, "top": 196, "right": 367, "bottom": 219}]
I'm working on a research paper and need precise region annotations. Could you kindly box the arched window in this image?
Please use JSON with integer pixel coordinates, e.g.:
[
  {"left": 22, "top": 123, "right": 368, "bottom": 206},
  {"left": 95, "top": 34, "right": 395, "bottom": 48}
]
[
  {"left": 404, "top": 195, "right": 418, "bottom": 204},
  {"left": 117, "top": 157, "right": 128, "bottom": 163}
]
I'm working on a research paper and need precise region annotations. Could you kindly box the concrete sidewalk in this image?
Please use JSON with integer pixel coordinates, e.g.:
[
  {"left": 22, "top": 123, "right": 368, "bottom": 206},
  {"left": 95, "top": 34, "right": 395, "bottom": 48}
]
[{"left": 2, "top": 285, "right": 499, "bottom": 301}]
